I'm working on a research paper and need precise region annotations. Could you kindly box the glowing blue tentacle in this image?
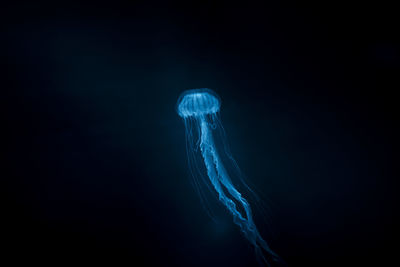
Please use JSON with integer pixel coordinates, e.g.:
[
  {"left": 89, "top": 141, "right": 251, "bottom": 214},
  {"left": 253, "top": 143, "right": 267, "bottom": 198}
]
[{"left": 198, "top": 117, "right": 280, "bottom": 266}]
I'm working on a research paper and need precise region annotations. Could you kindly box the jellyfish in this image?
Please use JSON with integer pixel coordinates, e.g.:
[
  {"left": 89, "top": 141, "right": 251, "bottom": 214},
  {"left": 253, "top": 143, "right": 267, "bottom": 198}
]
[{"left": 176, "top": 88, "right": 283, "bottom": 266}]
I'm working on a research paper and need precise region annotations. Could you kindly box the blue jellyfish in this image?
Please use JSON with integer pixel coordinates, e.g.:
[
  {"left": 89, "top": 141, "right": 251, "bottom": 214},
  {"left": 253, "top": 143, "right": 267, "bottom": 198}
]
[{"left": 177, "top": 88, "right": 283, "bottom": 266}]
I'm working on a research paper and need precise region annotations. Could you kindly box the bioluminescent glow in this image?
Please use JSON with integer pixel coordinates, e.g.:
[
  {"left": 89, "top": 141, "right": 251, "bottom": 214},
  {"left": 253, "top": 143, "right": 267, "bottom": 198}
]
[{"left": 177, "top": 88, "right": 283, "bottom": 266}]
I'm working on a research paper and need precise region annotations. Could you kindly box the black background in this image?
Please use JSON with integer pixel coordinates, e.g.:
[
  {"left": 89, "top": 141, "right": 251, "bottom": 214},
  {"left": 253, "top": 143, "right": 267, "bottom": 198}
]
[{"left": 2, "top": 1, "right": 398, "bottom": 266}]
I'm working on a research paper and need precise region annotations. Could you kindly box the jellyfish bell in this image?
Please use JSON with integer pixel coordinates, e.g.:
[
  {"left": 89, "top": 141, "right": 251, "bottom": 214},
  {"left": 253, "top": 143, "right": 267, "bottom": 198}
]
[{"left": 176, "top": 88, "right": 221, "bottom": 118}]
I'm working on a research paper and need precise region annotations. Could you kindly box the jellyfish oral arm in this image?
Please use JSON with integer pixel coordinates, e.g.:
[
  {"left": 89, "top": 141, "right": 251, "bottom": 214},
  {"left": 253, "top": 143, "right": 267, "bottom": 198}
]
[{"left": 198, "top": 116, "right": 279, "bottom": 265}]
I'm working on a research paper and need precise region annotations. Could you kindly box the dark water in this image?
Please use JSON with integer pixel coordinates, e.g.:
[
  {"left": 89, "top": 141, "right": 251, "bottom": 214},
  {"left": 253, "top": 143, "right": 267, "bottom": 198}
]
[{"left": 2, "top": 2, "right": 398, "bottom": 266}]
